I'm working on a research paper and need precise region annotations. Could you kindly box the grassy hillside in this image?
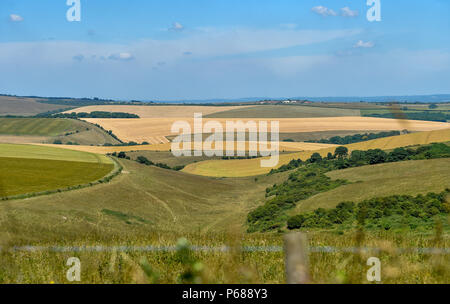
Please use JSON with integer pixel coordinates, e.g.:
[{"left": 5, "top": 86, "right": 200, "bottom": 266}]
[
  {"left": 0, "top": 118, "right": 121, "bottom": 145},
  {"left": 0, "top": 118, "right": 82, "bottom": 136},
  {"left": 0, "top": 157, "right": 114, "bottom": 198},
  {"left": 183, "top": 128, "right": 450, "bottom": 177},
  {"left": 291, "top": 158, "right": 450, "bottom": 214},
  {"left": 0, "top": 96, "right": 70, "bottom": 116},
  {"left": 205, "top": 105, "right": 361, "bottom": 118},
  {"left": 0, "top": 157, "right": 448, "bottom": 283},
  {"left": 0, "top": 144, "right": 112, "bottom": 164}
]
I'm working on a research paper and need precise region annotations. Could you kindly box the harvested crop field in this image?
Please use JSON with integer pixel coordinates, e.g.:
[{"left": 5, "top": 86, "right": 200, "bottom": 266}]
[
  {"left": 83, "top": 117, "right": 450, "bottom": 144},
  {"left": 65, "top": 105, "right": 251, "bottom": 118},
  {"left": 35, "top": 141, "right": 336, "bottom": 154},
  {"left": 205, "top": 105, "right": 361, "bottom": 118},
  {"left": 182, "top": 128, "right": 450, "bottom": 177}
]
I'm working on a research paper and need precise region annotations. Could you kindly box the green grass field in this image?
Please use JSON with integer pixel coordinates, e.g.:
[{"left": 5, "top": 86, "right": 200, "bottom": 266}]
[
  {"left": 0, "top": 118, "right": 121, "bottom": 146},
  {"left": 0, "top": 157, "right": 114, "bottom": 198},
  {"left": 205, "top": 105, "right": 361, "bottom": 118},
  {"left": 0, "top": 118, "right": 82, "bottom": 136},
  {"left": 291, "top": 158, "right": 450, "bottom": 214},
  {"left": 0, "top": 144, "right": 112, "bottom": 164}
]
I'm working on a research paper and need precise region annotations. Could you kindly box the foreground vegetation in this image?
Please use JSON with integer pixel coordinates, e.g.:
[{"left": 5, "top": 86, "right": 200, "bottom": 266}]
[{"left": 0, "top": 230, "right": 447, "bottom": 284}]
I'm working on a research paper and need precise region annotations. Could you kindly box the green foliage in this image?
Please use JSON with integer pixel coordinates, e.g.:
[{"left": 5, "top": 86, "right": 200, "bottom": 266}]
[
  {"left": 307, "top": 130, "right": 401, "bottom": 145},
  {"left": 287, "top": 190, "right": 450, "bottom": 231},
  {"left": 44, "top": 111, "right": 140, "bottom": 119},
  {"left": 133, "top": 155, "right": 185, "bottom": 171},
  {"left": 247, "top": 166, "right": 348, "bottom": 232},
  {"left": 363, "top": 111, "right": 450, "bottom": 122},
  {"left": 271, "top": 143, "right": 450, "bottom": 174}
]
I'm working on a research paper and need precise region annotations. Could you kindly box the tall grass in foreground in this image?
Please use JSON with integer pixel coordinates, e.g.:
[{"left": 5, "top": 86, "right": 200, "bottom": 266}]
[{"left": 0, "top": 229, "right": 448, "bottom": 284}]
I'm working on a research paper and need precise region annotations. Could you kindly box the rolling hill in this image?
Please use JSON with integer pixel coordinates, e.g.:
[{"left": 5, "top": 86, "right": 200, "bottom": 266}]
[{"left": 182, "top": 128, "right": 450, "bottom": 177}]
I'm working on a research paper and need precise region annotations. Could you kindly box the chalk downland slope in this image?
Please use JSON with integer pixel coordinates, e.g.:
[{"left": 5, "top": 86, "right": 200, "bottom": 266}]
[
  {"left": 0, "top": 96, "right": 70, "bottom": 116},
  {"left": 291, "top": 158, "right": 450, "bottom": 214},
  {"left": 182, "top": 128, "right": 450, "bottom": 177}
]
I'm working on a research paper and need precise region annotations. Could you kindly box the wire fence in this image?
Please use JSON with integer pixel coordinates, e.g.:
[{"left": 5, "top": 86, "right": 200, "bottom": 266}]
[{"left": 1, "top": 245, "right": 449, "bottom": 255}]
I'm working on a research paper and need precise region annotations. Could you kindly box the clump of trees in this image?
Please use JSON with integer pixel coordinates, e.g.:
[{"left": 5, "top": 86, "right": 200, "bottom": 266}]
[
  {"left": 307, "top": 131, "right": 401, "bottom": 145},
  {"left": 287, "top": 190, "right": 450, "bottom": 231},
  {"left": 363, "top": 111, "right": 450, "bottom": 122},
  {"left": 270, "top": 143, "right": 450, "bottom": 174},
  {"left": 41, "top": 111, "right": 140, "bottom": 119}
]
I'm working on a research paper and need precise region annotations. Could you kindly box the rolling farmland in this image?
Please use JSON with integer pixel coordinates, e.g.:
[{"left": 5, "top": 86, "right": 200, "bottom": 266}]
[
  {"left": 83, "top": 116, "right": 450, "bottom": 144},
  {"left": 65, "top": 105, "right": 251, "bottom": 118},
  {"left": 182, "top": 128, "right": 450, "bottom": 177}
]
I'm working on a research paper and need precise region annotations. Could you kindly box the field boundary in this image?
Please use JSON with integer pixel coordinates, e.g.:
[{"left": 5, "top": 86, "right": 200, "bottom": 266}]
[{"left": 0, "top": 156, "right": 122, "bottom": 202}]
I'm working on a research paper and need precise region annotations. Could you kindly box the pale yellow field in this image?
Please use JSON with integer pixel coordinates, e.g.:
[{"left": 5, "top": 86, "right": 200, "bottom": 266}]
[
  {"left": 35, "top": 141, "right": 336, "bottom": 154},
  {"left": 182, "top": 128, "right": 450, "bottom": 177},
  {"left": 67, "top": 105, "right": 251, "bottom": 118},
  {"left": 83, "top": 117, "right": 450, "bottom": 144}
]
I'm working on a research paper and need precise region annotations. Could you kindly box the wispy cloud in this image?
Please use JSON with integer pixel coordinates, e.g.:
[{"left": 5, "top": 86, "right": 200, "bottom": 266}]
[
  {"left": 354, "top": 40, "right": 375, "bottom": 48},
  {"left": 72, "top": 54, "right": 84, "bottom": 62},
  {"left": 108, "top": 52, "right": 135, "bottom": 61},
  {"left": 341, "top": 7, "right": 359, "bottom": 17},
  {"left": 169, "top": 22, "right": 184, "bottom": 32},
  {"left": 9, "top": 14, "right": 24, "bottom": 22},
  {"left": 311, "top": 6, "right": 337, "bottom": 17}
]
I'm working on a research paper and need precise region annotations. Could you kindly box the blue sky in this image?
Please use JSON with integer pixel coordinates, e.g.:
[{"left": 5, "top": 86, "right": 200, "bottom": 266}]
[{"left": 1, "top": 0, "right": 449, "bottom": 100}]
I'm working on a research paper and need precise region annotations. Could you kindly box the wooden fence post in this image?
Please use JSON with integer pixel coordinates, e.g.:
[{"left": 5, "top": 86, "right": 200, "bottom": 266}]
[{"left": 284, "top": 232, "right": 310, "bottom": 284}]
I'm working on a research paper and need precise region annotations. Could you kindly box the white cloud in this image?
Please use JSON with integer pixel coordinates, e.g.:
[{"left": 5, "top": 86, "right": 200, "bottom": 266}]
[
  {"left": 169, "top": 22, "right": 184, "bottom": 32},
  {"left": 311, "top": 6, "right": 337, "bottom": 17},
  {"left": 354, "top": 40, "right": 375, "bottom": 48},
  {"left": 9, "top": 14, "right": 24, "bottom": 22},
  {"left": 341, "top": 7, "right": 359, "bottom": 17},
  {"left": 108, "top": 52, "right": 135, "bottom": 61}
]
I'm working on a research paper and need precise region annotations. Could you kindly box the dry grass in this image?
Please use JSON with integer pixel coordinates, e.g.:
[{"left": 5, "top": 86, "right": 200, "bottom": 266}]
[
  {"left": 182, "top": 128, "right": 450, "bottom": 177},
  {"left": 35, "top": 141, "right": 336, "bottom": 154},
  {"left": 84, "top": 117, "right": 450, "bottom": 144},
  {"left": 67, "top": 105, "right": 251, "bottom": 118}
]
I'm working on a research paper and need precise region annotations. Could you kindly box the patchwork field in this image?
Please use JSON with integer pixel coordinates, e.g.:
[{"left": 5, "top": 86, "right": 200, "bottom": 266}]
[
  {"left": 65, "top": 105, "right": 251, "bottom": 118},
  {"left": 182, "top": 128, "right": 450, "bottom": 177},
  {"left": 291, "top": 158, "right": 450, "bottom": 214},
  {"left": 83, "top": 116, "right": 450, "bottom": 144}
]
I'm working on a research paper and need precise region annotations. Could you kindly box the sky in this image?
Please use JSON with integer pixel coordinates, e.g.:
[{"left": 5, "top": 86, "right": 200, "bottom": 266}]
[{"left": 0, "top": 0, "right": 449, "bottom": 101}]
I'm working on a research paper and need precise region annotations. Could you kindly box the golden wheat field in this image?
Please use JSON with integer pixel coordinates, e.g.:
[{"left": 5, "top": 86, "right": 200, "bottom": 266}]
[
  {"left": 66, "top": 105, "right": 251, "bottom": 118},
  {"left": 182, "top": 128, "right": 450, "bottom": 177},
  {"left": 35, "top": 141, "right": 337, "bottom": 154},
  {"left": 83, "top": 117, "right": 450, "bottom": 144}
]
